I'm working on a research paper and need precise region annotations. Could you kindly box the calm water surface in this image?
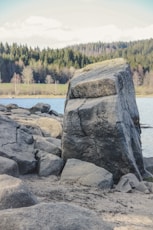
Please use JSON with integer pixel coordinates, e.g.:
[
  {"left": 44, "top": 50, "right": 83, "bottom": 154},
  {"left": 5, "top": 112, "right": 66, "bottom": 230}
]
[{"left": 0, "top": 97, "right": 153, "bottom": 157}]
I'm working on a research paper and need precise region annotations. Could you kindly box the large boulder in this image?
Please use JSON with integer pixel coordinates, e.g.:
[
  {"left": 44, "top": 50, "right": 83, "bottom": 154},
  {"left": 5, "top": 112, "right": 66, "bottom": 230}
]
[
  {"left": 0, "top": 202, "right": 112, "bottom": 230},
  {"left": 62, "top": 59, "right": 145, "bottom": 182},
  {"left": 61, "top": 158, "right": 113, "bottom": 189},
  {"left": 0, "top": 174, "right": 37, "bottom": 210},
  {"left": 0, "top": 115, "right": 36, "bottom": 174}
]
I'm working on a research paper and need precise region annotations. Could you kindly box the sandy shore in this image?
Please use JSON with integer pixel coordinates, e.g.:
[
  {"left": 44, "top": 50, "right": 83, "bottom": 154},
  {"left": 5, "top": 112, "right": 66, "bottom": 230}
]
[
  {"left": 21, "top": 174, "right": 153, "bottom": 230},
  {"left": 0, "top": 94, "right": 153, "bottom": 99}
]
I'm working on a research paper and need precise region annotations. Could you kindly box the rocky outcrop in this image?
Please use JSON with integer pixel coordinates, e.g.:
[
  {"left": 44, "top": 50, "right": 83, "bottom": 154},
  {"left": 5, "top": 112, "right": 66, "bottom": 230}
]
[
  {"left": 62, "top": 58, "right": 145, "bottom": 182},
  {"left": 0, "top": 103, "right": 63, "bottom": 175},
  {"left": 61, "top": 158, "right": 113, "bottom": 189},
  {"left": 0, "top": 115, "right": 36, "bottom": 174},
  {"left": 0, "top": 174, "right": 37, "bottom": 210},
  {"left": 0, "top": 202, "right": 112, "bottom": 230}
]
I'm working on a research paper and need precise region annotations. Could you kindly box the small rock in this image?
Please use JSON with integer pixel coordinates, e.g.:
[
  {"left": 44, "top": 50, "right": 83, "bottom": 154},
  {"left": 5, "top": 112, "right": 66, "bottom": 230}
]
[
  {"left": 136, "top": 181, "right": 150, "bottom": 193},
  {"left": 116, "top": 173, "right": 140, "bottom": 192},
  {"left": 145, "top": 181, "right": 153, "bottom": 193},
  {"left": 30, "top": 103, "right": 50, "bottom": 114},
  {"left": 36, "top": 151, "right": 64, "bottom": 177}
]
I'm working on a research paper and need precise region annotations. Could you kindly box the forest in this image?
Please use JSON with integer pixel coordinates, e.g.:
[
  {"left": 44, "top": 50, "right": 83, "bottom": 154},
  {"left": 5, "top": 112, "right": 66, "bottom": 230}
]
[
  {"left": 0, "top": 43, "right": 91, "bottom": 84},
  {"left": 0, "top": 38, "right": 153, "bottom": 89}
]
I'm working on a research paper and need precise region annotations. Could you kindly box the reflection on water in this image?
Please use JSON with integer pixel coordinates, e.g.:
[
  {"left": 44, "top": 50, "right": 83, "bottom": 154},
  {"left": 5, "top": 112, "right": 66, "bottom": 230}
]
[{"left": 136, "top": 98, "right": 153, "bottom": 157}]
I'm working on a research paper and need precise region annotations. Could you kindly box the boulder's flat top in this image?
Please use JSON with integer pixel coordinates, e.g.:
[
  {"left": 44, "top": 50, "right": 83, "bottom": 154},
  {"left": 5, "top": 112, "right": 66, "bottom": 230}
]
[
  {"left": 73, "top": 58, "right": 128, "bottom": 82},
  {"left": 75, "top": 58, "right": 127, "bottom": 76},
  {"left": 68, "top": 58, "right": 130, "bottom": 99}
]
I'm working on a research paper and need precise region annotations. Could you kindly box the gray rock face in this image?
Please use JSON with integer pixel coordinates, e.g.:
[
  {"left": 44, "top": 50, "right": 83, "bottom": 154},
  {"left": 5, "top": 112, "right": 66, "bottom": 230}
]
[
  {"left": 0, "top": 156, "right": 19, "bottom": 177},
  {"left": 61, "top": 158, "right": 113, "bottom": 189},
  {"left": 62, "top": 59, "right": 145, "bottom": 182},
  {"left": 0, "top": 202, "right": 112, "bottom": 230},
  {"left": 36, "top": 151, "right": 64, "bottom": 176},
  {"left": 0, "top": 174, "right": 38, "bottom": 210},
  {"left": 116, "top": 173, "right": 140, "bottom": 192},
  {"left": 30, "top": 102, "right": 51, "bottom": 113},
  {"left": 34, "top": 136, "right": 61, "bottom": 157},
  {"left": 0, "top": 115, "right": 36, "bottom": 174}
]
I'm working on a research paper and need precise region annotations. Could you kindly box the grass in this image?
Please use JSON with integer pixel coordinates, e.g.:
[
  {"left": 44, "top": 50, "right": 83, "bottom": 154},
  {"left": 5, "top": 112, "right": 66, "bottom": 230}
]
[
  {"left": 0, "top": 83, "right": 68, "bottom": 98},
  {"left": 0, "top": 83, "right": 153, "bottom": 98},
  {"left": 135, "top": 86, "right": 153, "bottom": 97}
]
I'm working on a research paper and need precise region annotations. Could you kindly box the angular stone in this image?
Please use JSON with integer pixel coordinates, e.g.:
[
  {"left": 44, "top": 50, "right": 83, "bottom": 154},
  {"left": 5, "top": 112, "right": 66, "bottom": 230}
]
[
  {"left": 61, "top": 158, "right": 113, "bottom": 189},
  {"left": 0, "top": 115, "right": 36, "bottom": 174},
  {"left": 36, "top": 151, "right": 64, "bottom": 176},
  {"left": 116, "top": 173, "right": 140, "bottom": 192},
  {"left": 62, "top": 59, "right": 145, "bottom": 182},
  {"left": 34, "top": 136, "right": 61, "bottom": 157},
  {"left": 145, "top": 181, "right": 153, "bottom": 193},
  {"left": 30, "top": 103, "right": 50, "bottom": 114},
  {"left": 136, "top": 181, "right": 150, "bottom": 193}
]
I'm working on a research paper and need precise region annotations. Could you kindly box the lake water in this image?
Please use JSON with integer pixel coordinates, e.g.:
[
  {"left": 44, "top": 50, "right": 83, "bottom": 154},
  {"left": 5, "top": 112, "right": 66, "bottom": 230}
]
[
  {"left": 0, "top": 98, "right": 66, "bottom": 114},
  {"left": 0, "top": 97, "right": 153, "bottom": 158}
]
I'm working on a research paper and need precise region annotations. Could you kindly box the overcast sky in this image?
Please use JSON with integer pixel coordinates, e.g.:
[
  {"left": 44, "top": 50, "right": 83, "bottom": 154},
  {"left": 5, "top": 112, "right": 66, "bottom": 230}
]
[{"left": 0, "top": 0, "right": 153, "bottom": 49}]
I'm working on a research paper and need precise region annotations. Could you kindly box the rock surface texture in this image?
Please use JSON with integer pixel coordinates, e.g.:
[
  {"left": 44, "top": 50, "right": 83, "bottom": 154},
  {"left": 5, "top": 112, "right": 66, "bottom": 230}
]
[
  {"left": 62, "top": 59, "right": 145, "bottom": 182},
  {"left": 0, "top": 115, "right": 36, "bottom": 174},
  {"left": 0, "top": 202, "right": 112, "bottom": 230},
  {"left": 0, "top": 174, "right": 37, "bottom": 210},
  {"left": 61, "top": 158, "right": 113, "bottom": 189}
]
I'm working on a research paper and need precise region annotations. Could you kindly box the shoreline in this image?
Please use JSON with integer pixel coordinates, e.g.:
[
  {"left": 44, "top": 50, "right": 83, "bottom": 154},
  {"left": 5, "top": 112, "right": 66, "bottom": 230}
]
[
  {"left": 0, "top": 94, "right": 153, "bottom": 99},
  {"left": 0, "top": 95, "right": 66, "bottom": 99}
]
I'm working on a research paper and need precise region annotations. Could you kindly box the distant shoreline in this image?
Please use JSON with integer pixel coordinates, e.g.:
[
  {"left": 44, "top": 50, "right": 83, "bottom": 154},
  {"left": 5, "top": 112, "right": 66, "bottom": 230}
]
[
  {"left": 0, "top": 95, "right": 66, "bottom": 99},
  {"left": 0, "top": 94, "right": 153, "bottom": 99}
]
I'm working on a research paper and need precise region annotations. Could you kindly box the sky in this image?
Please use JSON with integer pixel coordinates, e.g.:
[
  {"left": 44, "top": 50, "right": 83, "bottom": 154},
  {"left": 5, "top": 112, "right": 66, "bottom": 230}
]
[{"left": 0, "top": 0, "right": 153, "bottom": 49}]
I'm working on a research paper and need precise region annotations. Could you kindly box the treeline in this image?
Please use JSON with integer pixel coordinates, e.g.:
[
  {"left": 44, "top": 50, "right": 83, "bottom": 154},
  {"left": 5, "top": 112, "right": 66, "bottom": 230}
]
[
  {"left": 1, "top": 39, "right": 153, "bottom": 88},
  {"left": 70, "top": 39, "right": 153, "bottom": 87},
  {"left": 0, "top": 43, "right": 91, "bottom": 84}
]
